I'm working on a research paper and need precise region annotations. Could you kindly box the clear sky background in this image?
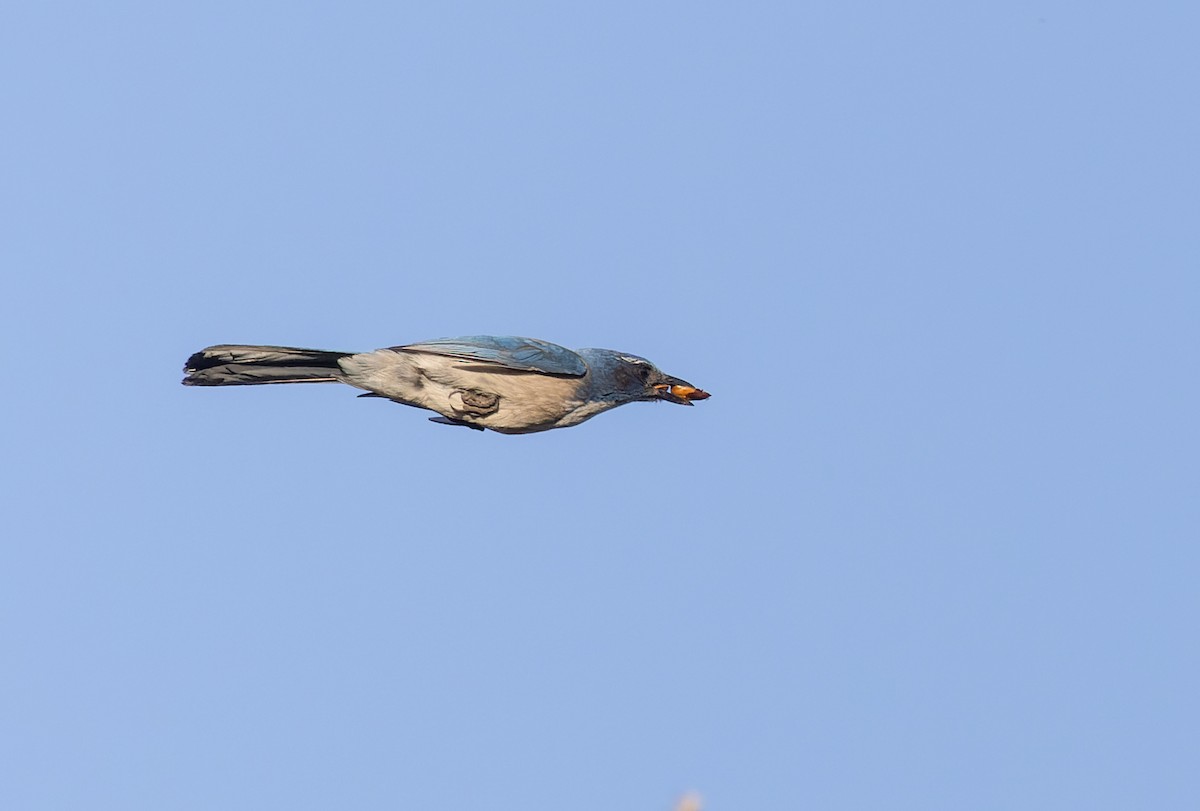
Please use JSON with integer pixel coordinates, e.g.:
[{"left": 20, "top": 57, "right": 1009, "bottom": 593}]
[{"left": 2, "top": 2, "right": 1197, "bottom": 809}]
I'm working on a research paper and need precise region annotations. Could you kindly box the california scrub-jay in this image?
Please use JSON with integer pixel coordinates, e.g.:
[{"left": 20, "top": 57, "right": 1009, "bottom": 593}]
[{"left": 182, "top": 335, "right": 709, "bottom": 433}]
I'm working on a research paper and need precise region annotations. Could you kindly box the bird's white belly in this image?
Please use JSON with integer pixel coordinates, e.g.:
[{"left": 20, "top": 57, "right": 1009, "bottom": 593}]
[{"left": 337, "top": 350, "right": 593, "bottom": 433}]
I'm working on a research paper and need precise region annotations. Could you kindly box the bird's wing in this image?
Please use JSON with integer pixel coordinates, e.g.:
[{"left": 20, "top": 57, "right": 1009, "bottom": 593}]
[{"left": 394, "top": 336, "right": 588, "bottom": 377}]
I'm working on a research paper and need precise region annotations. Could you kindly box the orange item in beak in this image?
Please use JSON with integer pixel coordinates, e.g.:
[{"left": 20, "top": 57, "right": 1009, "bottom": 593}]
[{"left": 657, "top": 384, "right": 710, "bottom": 401}]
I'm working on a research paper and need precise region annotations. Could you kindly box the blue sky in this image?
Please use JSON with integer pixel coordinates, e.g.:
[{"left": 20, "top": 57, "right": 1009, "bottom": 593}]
[{"left": 2, "top": 2, "right": 1197, "bottom": 808}]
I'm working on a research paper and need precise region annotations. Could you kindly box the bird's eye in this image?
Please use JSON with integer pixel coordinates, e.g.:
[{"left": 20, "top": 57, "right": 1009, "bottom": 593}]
[{"left": 638, "top": 364, "right": 653, "bottom": 381}]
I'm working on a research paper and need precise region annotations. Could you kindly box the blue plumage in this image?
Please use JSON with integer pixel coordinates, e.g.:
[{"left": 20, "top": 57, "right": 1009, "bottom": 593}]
[{"left": 395, "top": 336, "right": 589, "bottom": 377}]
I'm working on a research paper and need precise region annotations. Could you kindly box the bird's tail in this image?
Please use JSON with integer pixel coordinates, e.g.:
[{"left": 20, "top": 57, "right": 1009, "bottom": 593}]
[{"left": 182, "top": 344, "right": 351, "bottom": 386}]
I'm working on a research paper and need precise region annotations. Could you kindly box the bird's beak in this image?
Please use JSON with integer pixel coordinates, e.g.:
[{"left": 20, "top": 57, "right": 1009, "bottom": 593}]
[{"left": 653, "top": 375, "right": 711, "bottom": 406}]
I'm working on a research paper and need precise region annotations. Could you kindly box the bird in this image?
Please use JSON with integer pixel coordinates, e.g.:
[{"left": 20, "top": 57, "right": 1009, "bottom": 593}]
[{"left": 182, "top": 335, "right": 710, "bottom": 434}]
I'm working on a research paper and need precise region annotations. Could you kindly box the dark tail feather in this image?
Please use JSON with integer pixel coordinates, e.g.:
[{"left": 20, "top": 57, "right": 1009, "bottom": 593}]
[{"left": 182, "top": 344, "right": 351, "bottom": 386}]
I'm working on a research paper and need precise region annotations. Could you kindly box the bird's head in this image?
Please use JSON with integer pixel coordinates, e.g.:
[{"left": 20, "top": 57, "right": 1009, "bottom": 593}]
[{"left": 579, "top": 349, "right": 711, "bottom": 406}]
